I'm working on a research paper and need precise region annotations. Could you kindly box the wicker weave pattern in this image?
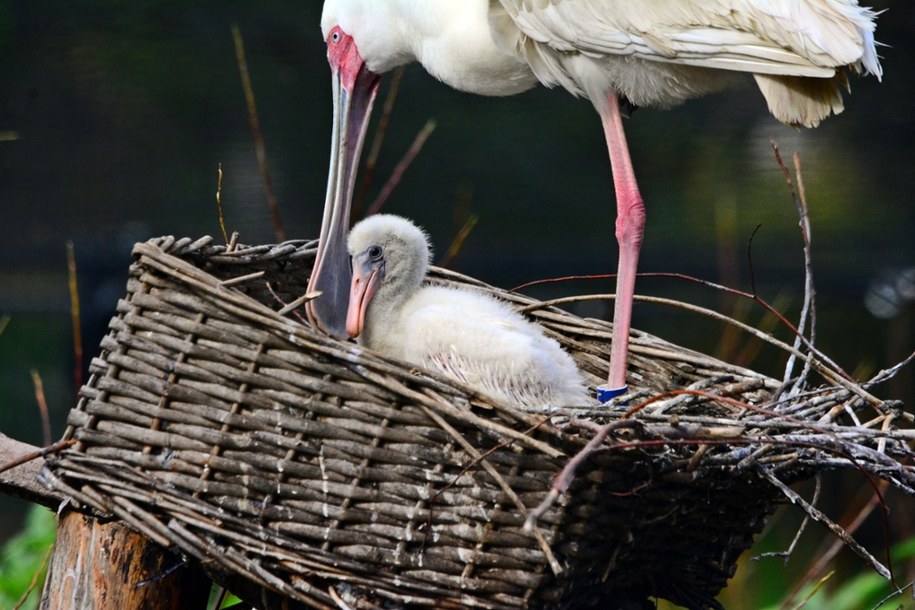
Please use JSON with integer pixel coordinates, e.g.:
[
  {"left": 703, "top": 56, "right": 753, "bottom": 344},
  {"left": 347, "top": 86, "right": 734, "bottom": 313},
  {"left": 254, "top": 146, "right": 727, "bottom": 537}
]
[{"left": 43, "top": 236, "right": 908, "bottom": 609}]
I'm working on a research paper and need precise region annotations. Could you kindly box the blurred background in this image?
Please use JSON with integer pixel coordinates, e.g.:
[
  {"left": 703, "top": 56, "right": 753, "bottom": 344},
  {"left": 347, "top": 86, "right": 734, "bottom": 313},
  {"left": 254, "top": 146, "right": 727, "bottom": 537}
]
[{"left": 1, "top": 1, "right": 913, "bottom": 607}]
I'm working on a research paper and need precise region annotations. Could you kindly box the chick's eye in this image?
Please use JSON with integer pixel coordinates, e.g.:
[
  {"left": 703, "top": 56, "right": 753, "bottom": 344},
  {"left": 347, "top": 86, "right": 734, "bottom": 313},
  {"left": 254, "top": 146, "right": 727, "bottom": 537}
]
[{"left": 368, "top": 245, "right": 383, "bottom": 260}]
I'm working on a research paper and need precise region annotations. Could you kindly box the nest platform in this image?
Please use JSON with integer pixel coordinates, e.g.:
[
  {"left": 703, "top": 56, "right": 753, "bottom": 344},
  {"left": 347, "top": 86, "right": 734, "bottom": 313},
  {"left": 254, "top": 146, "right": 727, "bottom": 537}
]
[{"left": 43, "top": 236, "right": 914, "bottom": 610}]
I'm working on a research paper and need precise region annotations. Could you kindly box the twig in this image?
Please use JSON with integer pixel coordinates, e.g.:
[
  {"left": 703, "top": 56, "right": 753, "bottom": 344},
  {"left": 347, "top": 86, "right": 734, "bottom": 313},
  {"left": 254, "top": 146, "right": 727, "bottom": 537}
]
[
  {"left": 217, "top": 270, "right": 265, "bottom": 287},
  {"left": 771, "top": 141, "right": 817, "bottom": 394},
  {"left": 745, "top": 223, "right": 764, "bottom": 304},
  {"left": 438, "top": 213, "right": 479, "bottom": 268},
  {"left": 522, "top": 400, "right": 912, "bottom": 544},
  {"left": 516, "top": 270, "right": 853, "bottom": 383},
  {"left": 866, "top": 348, "right": 915, "bottom": 388},
  {"left": 0, "top": 435, "right": 65, "bottom": 507},
  {"left": 0, "top": 314, "right": 9, "bottom": 336},
  {"left": 367, "top": 119, "right": 436, "bottom": 215},
  {"left": 0, "top": 438, "right": 75, "bottom": 476},
  {"left": 215, "top": 163, "right": 230, "bottom": 244},
  {"left": 428, "top": 417, "right": 552, "bottom": 544},
  {"left": 30, "top": 370, "right": 52, "bottom": 447},
  {"left": 512, "top": 273, "right": 616, "bottom": 292},
  {"left": 232, "top": 23, "right": 285, "bottom": 241},
  {"left": 354, "top": 66, "right": 405, "bottom": 219},
  {"left": 11, "top": 546, "right": 53, "bottom": 610},
  {"left": 524, "top": 420, "right": 643, "bottom": 530},
  {"left": 66, "top": 240, "right": 83, "bottom": 391},
  {"left": 328, "top": 585, "right": 355, "bottom": 610},
  {"left": 758, "top": 467, "right": 892, "bottom": 581},
  {"left": 787, "top": 570, "right": 835, "bottom": 610},
  {"left": 264, "top": 281, "right": 316, "bottom": 322},
  {"left": 526, "top": 292, "right": 873, "bottom": 406},
  {"left": 870, "top": 578, "right": 915, "bottom": 610},
  {"left": 755, "top": 475, "right": 821, "bottom": 564},
  {"left": 782, "top": 480, "right": 889, "bottom": 606},
  {"left": 417, "top": 404, "right": 564, "bottom": 576}
]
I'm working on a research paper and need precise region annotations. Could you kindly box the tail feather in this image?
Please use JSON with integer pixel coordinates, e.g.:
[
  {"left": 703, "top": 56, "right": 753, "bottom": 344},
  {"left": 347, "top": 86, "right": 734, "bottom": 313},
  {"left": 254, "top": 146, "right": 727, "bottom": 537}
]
[{"left": 753, "top": 71, "right": 850, "bottom": 128}]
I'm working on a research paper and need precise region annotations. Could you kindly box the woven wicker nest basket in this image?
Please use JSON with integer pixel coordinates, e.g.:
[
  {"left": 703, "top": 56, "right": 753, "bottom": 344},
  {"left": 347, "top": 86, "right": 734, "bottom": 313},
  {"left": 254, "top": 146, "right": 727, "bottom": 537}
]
[{"left": 42, "top": 235, "right": 911, "bottom": 610}]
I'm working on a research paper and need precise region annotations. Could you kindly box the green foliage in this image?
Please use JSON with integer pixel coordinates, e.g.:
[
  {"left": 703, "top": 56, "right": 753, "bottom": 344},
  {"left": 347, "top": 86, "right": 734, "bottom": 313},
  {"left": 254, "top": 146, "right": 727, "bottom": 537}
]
[
  {"left": 207, "top": 585, "right": 244, "bottom": 609},
  {"left": 0, "top": 506, "right": 56, "bottom": 610},
  {"left": 759, "top": 540, "right": 915, "bottom": 610}
]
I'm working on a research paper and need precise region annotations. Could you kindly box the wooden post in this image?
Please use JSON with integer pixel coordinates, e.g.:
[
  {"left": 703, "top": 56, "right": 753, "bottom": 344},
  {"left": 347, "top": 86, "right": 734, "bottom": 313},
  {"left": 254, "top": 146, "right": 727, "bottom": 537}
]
[{"left": 40, "top": 511, "right": 210, "bottom": 610}]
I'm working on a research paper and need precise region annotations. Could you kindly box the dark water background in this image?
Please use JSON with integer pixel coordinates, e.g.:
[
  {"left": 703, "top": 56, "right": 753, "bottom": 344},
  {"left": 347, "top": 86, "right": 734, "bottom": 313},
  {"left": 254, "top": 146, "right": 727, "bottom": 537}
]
[{"left": 1, "top": 1, "right": 913, "bottom": 604}]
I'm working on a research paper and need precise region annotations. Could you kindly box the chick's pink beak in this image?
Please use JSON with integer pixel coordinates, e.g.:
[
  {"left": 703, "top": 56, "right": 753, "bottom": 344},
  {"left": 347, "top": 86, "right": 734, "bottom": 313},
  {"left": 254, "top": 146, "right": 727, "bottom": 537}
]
[{"left": 346, "top": 259, "right": 382, "bottom": 338}]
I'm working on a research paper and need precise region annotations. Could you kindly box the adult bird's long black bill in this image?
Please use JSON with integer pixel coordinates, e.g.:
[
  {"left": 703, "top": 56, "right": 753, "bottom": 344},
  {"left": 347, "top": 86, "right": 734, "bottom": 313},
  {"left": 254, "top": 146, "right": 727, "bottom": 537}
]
[{"left": 306, "top": 56, "right": 379, "bottom": 338}]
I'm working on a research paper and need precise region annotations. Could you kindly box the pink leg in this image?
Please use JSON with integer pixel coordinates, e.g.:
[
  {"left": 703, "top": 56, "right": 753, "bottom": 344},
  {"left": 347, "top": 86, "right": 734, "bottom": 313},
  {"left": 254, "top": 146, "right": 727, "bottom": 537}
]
[{"left": 598, "top": 93, "right": 646, "bottom": 397}]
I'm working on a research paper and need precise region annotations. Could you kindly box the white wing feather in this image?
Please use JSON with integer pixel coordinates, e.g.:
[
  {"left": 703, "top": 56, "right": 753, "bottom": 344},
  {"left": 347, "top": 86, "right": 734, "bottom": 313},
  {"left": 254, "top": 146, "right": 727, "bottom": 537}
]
[
  {"left": 494, "top": 0, "right": 880, "bottom": 76},
  {"left": 490, "top": 0, "right": 881, "bottom": 126}
]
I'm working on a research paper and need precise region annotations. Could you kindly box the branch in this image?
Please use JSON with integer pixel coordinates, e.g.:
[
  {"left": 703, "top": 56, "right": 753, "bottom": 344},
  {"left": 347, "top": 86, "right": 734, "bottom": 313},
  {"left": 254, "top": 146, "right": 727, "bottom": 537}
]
[
  {"left": 0, "top": 432, "right": 65, "bottom": 508},
  {"left": 759, "top": 466, "right": 892, "bottom": 581}
]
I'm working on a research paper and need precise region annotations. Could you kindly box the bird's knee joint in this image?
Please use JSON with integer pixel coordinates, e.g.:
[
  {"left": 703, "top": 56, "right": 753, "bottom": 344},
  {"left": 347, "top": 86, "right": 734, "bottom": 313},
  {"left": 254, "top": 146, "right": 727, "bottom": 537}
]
[{"left": 615, "top": 200, "right": 646, "bottom": 243}]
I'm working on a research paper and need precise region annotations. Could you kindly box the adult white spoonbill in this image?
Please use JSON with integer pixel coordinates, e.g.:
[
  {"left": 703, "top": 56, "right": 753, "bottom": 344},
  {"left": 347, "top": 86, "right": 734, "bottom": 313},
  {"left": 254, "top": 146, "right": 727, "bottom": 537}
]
[
  {"left": 346, "top": 214, "right": 591, "bottom": 410},
  {"left": 306, "top": 0, "right": 882, "bottom": 402}
]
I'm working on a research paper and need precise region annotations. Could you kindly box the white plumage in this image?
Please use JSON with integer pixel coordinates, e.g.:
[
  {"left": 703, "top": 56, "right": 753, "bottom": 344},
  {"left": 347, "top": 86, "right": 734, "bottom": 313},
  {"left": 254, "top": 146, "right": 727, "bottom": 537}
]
[
  {"left": 321, "top": 0, "right": 881, "bottom": 125},
  {"left": 346, "top": 214, "right": 591, "bottom": 410},
  {"left": 308, "top": 0, "right": 882, "bottom": 400}
]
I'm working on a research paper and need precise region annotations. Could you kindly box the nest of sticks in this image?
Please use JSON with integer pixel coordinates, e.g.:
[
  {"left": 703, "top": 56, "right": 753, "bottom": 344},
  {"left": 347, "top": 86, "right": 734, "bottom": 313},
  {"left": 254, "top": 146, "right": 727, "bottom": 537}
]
[{"left": 42, "top": 235, "right": 914, "bottom": 610}]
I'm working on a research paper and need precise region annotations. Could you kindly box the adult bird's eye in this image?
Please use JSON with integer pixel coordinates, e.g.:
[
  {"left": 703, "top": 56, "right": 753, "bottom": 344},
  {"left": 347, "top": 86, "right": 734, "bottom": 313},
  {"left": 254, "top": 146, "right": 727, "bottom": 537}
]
[
  {"left": 368, "top": 245, "right": 383, "bottom": 260},
  {"left": 331, "top": 29, "right": 341, "bottom": 44}
]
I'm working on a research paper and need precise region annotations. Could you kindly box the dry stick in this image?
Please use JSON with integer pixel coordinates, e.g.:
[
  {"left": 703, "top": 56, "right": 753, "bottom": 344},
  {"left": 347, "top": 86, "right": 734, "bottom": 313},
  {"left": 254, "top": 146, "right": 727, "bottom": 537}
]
[
  {"left": 217, "top": 269, "right": 265, "bottom": 288},
  {"left": 438, "top": 213, "right": 480, "bottom": 268},
  {"left": 431, "top": 417, "right": 551, "bottom": 508},
  {"left": 516, "top": 269, "right": 853, "bottom": 385},
  {"left": 523, "top": 381, "right": 904, "bottom": 548},
  {"left": 755, "top": 475, "right": 822, "bottom": 564},
  {"left": 66, "top": 240, "right": 83, "bottom": 391},
  {"left": 739, "top": 295, "right": 794, "bottom": 368},
  {"left": 328, "top": 585, "right": 355, "bottom": 610},
  {"left": 562, "top": 427, "right": 905, "bottom": 579},
  {"left": 427, "top": 417, "right": 553, "bottom": 556},
  {"left": 787, "top": 570, "right": 835, "bottom": 610},
  {"left": 0, "top": 314, "right": 9, "bottom": 336},
  {"left": 11, "top": 547, "right": 54, "bottom": 610},
  {"left": 354, "top": 65, "right": 405, "bottom": 220},
  {"left": 524, "top": 420, "right": 643, "bottom": 529},
  {"left": 527, "top": 292, "right": 878, "bottom": 408},
  {"left": 771, "top": 142, "right": 817, "bottom": 393},
  {"left": 366, "top": 119, "right": 437, "bottom": 216},
  {"left": 270, "top": 286, "right": 322, "bottom": 317},
  {"left": 866, "top": 348, "right": 915, "bottom": 391},
  {"left": 30, "top": 370, "right": 52, "bottom": 447},
  {"left": 758, "top": 467, "right": 892, "bottom": 580},
  {"left": 0, "top": 439, "right": 76, "bottom": 476},
  {"left": 782, "top": 480, "right": 890, "bottom": 608},
  {"left": 416, "top": 404, "right": 565, "bottom": 577},
  {"left": 746, "top": 219, "right": 843, "bottom": 386},
  {"left": 232, "top": 24, "right": 285, "bottom": 242},
  {"left": 792, "top": 151, "right": 816, "bottom": 391},
  {"left": 215, "top": 163, "right": 230, "bottom": 245},
  {"left": 870, "top": 579, "right": 915, "bottom": 610},
  {"left": 615, "top": 388, "right": 882, "bottom": 446}
]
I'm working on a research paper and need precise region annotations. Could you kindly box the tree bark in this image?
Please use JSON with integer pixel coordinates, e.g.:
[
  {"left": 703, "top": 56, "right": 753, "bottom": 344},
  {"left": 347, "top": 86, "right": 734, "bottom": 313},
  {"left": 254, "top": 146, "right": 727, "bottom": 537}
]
[{"left": 40, "top": 511, "right": 210, "bottom": 610}]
